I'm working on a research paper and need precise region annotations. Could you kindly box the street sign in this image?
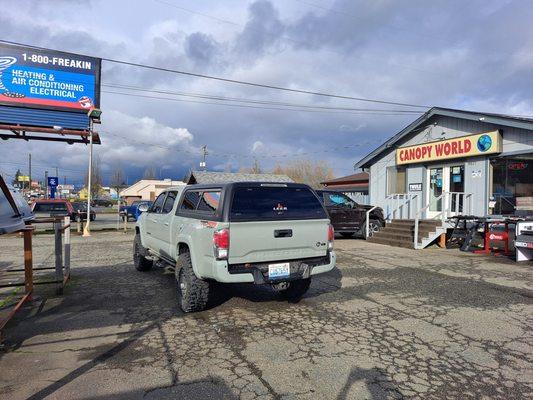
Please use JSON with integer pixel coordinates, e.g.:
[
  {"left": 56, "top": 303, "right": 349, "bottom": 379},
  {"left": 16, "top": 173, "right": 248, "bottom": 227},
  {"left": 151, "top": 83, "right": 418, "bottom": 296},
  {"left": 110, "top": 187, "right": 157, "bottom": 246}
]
[
  {"left": 47, "top": 176, "right": 58, "bottom": 187},
  {"left": 47, "top": 176, "right": 58, "bottom": 198}
]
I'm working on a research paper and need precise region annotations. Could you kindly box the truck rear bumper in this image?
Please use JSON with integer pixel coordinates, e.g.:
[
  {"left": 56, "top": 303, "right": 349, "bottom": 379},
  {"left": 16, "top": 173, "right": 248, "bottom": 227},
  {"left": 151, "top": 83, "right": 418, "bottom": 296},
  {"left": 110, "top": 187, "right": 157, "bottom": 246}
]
[{"left": 209, "top": 251, "right": 336, "bottom": 284}]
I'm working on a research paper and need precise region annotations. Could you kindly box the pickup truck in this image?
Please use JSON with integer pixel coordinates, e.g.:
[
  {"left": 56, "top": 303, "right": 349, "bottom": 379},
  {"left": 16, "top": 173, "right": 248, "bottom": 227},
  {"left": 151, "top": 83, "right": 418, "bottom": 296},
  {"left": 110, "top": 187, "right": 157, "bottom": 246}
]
[
  {"left": 31, "top": 199, "right": 96, "bottom": 222},
  {"left": 120, "top": 200, "right": 153, "bottom": 221},
  {"left": 134, "top": 182, "right": 336, "bottom": 312},
  {"left": 315, "top": 190, "right": 384, "bottom": 238}
]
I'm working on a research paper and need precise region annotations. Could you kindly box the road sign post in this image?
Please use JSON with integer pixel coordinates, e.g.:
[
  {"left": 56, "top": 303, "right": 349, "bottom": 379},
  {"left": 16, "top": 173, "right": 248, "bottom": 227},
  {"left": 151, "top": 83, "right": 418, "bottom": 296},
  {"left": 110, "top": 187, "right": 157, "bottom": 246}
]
[{"left": 47, "top": 176, "right": 58, "bottom": 199}]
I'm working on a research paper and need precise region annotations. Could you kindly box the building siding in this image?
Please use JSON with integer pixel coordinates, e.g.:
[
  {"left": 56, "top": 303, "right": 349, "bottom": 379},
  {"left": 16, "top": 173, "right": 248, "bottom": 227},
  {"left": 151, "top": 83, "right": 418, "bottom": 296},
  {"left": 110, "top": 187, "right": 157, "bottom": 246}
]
[{"left": 367, "top": 115, "right": 533, "bottom": 218}]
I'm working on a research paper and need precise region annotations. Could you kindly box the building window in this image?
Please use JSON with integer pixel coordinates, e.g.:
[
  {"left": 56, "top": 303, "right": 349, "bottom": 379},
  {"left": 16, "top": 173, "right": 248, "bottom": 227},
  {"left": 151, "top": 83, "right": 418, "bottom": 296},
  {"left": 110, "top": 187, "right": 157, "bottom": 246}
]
[
  {"left": 490, "top": 158, "right": 533, "bottom": 215},
  {"left": 387, "top": 167, "right": 406, "bottom": 195}
]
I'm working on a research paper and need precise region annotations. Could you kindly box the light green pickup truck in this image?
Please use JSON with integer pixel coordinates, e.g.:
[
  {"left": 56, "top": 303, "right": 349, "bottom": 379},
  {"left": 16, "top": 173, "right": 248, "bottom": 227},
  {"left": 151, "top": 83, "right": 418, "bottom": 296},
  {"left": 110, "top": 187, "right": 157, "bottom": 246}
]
[{"left": 134, "top": 182, "right": 336, "bottom": 312}]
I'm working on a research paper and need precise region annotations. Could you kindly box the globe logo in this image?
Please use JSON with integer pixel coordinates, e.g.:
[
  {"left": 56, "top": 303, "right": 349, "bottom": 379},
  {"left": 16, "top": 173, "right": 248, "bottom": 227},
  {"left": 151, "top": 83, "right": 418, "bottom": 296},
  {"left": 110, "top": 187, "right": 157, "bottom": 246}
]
[{"left": 477, "top": 134, "right": 492, "bottom": 152}]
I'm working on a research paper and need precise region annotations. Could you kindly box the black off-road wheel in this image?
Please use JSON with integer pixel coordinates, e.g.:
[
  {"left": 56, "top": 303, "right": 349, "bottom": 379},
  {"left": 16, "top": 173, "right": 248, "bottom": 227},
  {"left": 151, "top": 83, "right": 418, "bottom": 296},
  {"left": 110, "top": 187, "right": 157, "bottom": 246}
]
[
  {"left": 280, "top": 278, "right": 311, "bottom": 303},
  {"left": 176, "top": 251, "right": 210, "bottom": 313},
  {"left": 364, "top": 219, "right": 383, "bottom": 238},
  {"left": 133, "top": 234, "right": 152, "bottom": 271}
]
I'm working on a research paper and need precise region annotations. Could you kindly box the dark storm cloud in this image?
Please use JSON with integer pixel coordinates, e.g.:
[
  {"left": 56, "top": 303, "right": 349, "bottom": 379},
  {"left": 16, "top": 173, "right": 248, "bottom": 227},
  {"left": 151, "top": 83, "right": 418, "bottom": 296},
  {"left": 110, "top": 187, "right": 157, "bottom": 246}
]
[
  {"left": 234, "top": 0, "right": 285, "bottom": 58},
  {"left": 0, "top": 0, "right": 531, "bottom": 185},
  {"left": 286, "top": 0, "right": 399, "bottom": 51},
  {"left": 184, "top": 32, "right": 219, "bottom": 65}
]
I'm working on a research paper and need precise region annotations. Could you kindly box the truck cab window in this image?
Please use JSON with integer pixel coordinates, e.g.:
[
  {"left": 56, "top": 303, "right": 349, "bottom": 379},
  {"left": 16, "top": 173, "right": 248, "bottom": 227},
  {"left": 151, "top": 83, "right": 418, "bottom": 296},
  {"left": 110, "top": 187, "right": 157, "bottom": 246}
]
[
  {"left": 324, "top": 193, "right": 354, "bottom": 208},
  {"left": 151, "top": 193, "right": 166, "bottom": 213},
  {"left": 162, "top": 192, "right": 177, "bottom": 214},
  {"left": 197, "top": 191, "right": 221, "bottom": 214},
  {"left": 180, "top": 191, "right": 201, "bottom": 211}
]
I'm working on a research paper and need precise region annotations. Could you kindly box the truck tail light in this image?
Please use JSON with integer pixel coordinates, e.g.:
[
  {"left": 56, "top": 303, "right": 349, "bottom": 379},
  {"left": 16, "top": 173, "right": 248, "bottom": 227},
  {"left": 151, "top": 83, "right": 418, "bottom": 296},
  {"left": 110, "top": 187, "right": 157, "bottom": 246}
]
[
  {"left": 213, "top": 228, "right": 229, "bottom": 260},
  {"left": 328, "top": 224, "right": 334, "bottom": 250}
]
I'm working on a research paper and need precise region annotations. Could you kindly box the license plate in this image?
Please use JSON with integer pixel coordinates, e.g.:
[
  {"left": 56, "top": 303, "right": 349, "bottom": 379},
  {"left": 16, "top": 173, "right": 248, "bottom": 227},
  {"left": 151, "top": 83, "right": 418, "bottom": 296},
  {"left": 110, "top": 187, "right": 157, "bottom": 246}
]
[{"left": 268, "top": 262, "right": 290, "bottom": 279}]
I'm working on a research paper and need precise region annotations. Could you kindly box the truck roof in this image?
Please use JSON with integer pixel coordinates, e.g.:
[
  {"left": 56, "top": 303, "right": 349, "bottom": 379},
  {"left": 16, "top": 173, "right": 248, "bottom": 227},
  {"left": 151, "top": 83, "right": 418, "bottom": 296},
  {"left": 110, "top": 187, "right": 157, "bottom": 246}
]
[{"left": 176, "top": 182, "right": 310, "bottom": 191}]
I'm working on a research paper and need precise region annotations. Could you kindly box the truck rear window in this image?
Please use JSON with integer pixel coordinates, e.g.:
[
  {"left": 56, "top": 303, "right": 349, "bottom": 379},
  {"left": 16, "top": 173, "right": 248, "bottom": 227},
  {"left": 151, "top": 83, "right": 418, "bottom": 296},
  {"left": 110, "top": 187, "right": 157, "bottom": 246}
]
[{"left": 230, "top": 186, "right": 327, "bottom": 221}]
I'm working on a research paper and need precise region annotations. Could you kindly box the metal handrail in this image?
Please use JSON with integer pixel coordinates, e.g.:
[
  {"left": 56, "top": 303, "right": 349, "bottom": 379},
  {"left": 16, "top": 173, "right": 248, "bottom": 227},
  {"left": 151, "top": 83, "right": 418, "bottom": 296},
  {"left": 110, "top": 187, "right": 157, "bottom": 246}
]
[
  {"left": 385, "top": 193, "right": 419, "bottom": 221},
  {"left": 413, "top": 194, "right": 443, "bottom": 249},
  {"left": 365, "top": 206, "right": 378, "bottom": 239},
  {"left": 413, "top": 191, "right": 472, "bottom": 249}
]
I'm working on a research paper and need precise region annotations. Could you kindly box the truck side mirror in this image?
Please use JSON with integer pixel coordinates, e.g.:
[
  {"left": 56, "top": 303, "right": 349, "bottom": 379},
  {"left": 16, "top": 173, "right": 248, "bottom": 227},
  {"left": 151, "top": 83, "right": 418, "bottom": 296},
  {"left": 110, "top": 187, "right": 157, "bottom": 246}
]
[{"left": 138, "top": 204, "right": 149, "bottom": 213}]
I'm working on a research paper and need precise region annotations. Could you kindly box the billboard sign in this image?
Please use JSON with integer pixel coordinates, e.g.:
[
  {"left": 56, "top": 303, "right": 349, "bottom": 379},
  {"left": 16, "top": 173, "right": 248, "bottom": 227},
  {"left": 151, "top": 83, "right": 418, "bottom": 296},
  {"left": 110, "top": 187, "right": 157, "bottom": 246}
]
[
  {"left": 0, "top": 43, "right": 101, "bottom": 113},
  {"left": 396, "top": 130, "right": 502, "bottom": 165}
]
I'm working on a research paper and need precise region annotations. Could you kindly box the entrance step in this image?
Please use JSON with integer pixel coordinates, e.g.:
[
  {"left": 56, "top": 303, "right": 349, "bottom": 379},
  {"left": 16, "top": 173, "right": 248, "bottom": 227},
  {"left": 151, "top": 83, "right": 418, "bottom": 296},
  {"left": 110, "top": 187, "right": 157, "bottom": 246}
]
[{"left": 368, "top": 219, "right": 444, "bottom": 249}]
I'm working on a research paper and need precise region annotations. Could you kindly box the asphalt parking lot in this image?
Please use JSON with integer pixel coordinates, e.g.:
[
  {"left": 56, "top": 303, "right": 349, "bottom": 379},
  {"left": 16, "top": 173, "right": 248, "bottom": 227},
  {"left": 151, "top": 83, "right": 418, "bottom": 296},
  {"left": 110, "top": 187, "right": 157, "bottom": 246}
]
[{"left": 0, "top": 232, "right": 532, "bottom": 399}]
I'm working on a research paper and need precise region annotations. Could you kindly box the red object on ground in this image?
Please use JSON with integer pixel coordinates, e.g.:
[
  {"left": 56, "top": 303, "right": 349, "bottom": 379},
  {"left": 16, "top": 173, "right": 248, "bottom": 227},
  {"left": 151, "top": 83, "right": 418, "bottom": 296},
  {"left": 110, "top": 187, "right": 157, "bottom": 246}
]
[{"left": 473, "top": 220, "right": 512, "bottom": 256}]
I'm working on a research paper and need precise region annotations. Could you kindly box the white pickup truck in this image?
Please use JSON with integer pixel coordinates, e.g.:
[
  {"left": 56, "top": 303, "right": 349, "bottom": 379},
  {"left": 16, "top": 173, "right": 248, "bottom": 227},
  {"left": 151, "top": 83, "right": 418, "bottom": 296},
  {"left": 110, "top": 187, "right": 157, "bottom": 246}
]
[{"left": 134, "top": 182, "right": 336, "bottom": 312}]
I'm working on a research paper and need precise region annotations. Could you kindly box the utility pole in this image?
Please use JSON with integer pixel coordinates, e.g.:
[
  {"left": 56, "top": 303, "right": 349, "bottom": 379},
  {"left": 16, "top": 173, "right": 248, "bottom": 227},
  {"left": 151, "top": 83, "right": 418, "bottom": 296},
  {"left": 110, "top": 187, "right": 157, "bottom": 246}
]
[
  {"left": 28, "top": 153, "right": 32, "bottom": 197},
  {"left": 200, "top": 145, "right": 208, "bottom": 171},
  {"left": 44, "top": 170, "right": 48, "bottom": 199}
]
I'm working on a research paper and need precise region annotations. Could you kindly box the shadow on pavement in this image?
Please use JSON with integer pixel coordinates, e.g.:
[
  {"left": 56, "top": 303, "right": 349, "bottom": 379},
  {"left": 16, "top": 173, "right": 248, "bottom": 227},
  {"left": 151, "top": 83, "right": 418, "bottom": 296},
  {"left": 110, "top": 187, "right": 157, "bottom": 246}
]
[
  {"left": 337, "top": 367, "right": 401, "bottom": 400},
  {"left": 205, "top": 266, "right": 343, "bottom": 310}
]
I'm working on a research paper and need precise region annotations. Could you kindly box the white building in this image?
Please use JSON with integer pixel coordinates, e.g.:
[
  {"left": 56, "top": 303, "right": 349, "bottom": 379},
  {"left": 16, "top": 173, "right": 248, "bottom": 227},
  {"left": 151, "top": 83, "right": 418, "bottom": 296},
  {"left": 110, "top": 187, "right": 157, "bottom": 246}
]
[{"left": 119, "top": 179, "right": 185, "bottom": 205}]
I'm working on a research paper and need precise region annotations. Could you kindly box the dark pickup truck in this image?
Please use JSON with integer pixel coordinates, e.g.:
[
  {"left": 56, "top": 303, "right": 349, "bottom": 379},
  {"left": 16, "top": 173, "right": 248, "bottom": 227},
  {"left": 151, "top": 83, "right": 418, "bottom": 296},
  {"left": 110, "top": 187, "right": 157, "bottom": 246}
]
[{"left": 315, "top": 190, "right": 384, "bottom": 238}]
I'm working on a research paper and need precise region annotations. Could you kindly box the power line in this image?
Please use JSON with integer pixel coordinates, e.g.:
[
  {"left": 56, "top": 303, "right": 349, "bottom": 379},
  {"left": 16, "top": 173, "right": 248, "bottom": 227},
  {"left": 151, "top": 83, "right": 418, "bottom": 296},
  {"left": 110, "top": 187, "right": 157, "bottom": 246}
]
[
  {"left": 101, "top": 130, "right": 383, "bottom": 160},
  {"left": 102, "top": 83, "right": 423, "bottom": 114},
  {"left": 0, "top": 39, "right": 430, "bottom": 109},
  {"left": 0, "top": 68, "right": 424, "bottom": 113},
  {"left": 102, "top": 89, "right": 424, "bottom": 116}
]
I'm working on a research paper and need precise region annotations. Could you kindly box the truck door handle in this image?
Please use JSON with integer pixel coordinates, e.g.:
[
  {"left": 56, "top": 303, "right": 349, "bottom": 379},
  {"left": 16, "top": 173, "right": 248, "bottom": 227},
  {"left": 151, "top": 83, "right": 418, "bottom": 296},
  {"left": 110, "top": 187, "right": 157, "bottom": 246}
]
[
  {"left": 274, "top": 229, "right": 292, "bottom": 238},
  {"left": 164, "top": 222, "right": 169, "bottom": 226}
]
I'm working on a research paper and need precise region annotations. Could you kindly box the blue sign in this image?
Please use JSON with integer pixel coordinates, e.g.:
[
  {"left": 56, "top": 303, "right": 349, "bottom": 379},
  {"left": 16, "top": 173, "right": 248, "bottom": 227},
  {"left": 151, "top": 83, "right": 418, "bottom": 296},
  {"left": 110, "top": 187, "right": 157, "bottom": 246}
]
[
  {"left": 0, "top": 43, "right": 100, "bottom": 113},
  {"left": 47, "top": 176, "right": 58, "bottom": 187}
]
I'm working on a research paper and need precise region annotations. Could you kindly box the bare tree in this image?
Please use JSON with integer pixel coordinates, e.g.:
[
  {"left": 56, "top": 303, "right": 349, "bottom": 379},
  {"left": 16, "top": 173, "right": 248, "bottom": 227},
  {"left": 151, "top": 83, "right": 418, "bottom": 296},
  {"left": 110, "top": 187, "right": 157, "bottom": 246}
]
[
  {"left": 272, "top": 159, "right": 334, "bottom": 189},
  {"left": 111, "top": 168, "right": 125, "bottom": 199},
  {"left": 239, "top": 158, "right": 262, "bottom": 174},
  {"left": 85, "top": 156, "right": 103, "bottom": 199},
  {"left": 143, "top": 166, "right": 157, "bottom": 179}
]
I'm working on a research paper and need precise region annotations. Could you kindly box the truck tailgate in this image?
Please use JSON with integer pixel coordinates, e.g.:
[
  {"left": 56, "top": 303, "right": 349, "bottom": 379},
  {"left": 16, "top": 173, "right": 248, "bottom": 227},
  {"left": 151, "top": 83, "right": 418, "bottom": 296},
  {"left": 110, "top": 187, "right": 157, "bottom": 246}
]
[{"left": 228, "top": 219, "right": 329, "bottom": 264}]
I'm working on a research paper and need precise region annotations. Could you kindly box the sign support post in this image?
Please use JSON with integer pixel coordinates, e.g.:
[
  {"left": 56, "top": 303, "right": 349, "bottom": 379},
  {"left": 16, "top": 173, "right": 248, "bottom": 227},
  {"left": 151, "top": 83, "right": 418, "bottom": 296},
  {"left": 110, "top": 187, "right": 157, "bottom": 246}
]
[
  {"left": 83, "top": 120, "right": 93, "bottom": 237},
  {"left": 82, "top": 108, "right": 101, "bottom": 237}
]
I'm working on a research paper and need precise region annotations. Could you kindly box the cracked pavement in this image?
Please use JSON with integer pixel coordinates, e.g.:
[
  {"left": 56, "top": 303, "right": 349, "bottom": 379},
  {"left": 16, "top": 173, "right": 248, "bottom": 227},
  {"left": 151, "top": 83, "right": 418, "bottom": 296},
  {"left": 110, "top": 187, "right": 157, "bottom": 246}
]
[{"left": 0, "top": 231, "right": 532, "bottom": 399}]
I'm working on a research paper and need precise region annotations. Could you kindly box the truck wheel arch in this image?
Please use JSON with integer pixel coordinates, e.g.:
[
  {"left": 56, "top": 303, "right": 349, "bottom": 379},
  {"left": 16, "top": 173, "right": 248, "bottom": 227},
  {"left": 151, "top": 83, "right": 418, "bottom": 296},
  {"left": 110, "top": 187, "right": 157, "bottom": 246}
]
[{"left": 176, "top": 241, "right": 202, "bottom": 279}]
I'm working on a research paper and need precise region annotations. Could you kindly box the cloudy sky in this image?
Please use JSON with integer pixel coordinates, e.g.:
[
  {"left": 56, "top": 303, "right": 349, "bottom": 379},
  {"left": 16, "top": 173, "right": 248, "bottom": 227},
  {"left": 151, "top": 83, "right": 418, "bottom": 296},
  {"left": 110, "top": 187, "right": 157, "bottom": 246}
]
[{"left": 0, "top": 0, "right": 531, "bottom": 186}]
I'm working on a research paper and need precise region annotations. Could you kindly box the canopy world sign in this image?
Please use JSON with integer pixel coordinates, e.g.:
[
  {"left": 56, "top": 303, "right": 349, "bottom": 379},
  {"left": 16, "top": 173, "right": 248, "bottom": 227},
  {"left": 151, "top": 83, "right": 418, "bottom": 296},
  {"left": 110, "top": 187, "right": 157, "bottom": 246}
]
[{"left": 396, "top": 130, "right": 502, "bottom": 165}]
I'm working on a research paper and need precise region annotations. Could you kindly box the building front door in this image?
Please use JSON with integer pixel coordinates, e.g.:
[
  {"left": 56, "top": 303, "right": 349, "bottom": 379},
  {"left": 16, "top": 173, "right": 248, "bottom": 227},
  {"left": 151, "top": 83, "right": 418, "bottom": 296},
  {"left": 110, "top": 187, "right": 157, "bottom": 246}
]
[{"left": 426, "top": 164, "right": 465, "bottom": 218}]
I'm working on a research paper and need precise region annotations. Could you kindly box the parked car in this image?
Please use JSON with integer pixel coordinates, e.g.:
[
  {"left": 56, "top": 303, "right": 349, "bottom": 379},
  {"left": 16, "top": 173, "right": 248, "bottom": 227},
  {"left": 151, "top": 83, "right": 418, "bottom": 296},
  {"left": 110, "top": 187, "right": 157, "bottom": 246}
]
[
  {"left": 31, "top": 199, "right": 95, "bottom": 222},
  {"left": 315, "top": 190, "right": 384, "bottom": 238},
  {"left": 134, "top": 182, "right": 336, "bottom": 312},
  {"left": 120, "top": 200, "right": 153, "bottom": 221},
  {"left": 71, "top": 201, "right": 96, "bottom": 222},
  {"left": 92, "top": 198, "right": 114, "bottom": 207}
]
